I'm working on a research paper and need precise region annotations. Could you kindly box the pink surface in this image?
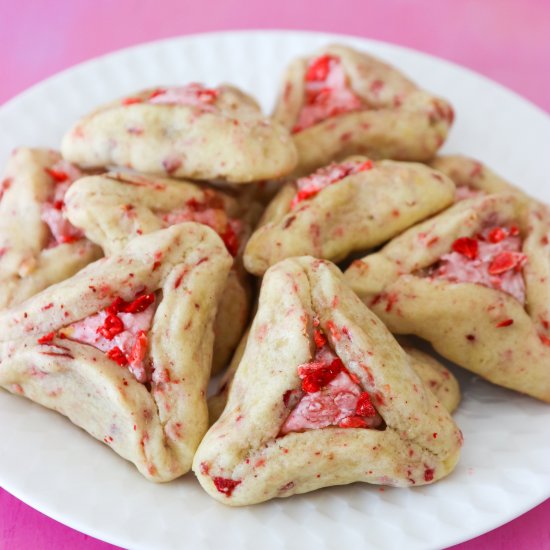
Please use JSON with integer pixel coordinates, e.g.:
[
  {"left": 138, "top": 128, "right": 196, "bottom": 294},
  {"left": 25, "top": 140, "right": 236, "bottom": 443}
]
[{"left": 1, "top": 0, "right": 549, "bottom": 548}]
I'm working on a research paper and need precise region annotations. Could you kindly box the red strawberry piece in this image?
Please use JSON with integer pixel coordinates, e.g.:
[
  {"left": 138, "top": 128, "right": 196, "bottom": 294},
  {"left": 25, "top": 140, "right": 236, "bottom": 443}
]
[
  {"left": 313, "top": 329, "right": 327, "bottom": 349},
  {"left": 121, "top": 97, "right": 143, "bottom": 106},
  {"left": 107, "top": 346, "right": 128, "bottom": 366},
  {"left": 488, "top": 252, "right": 524, "bottom": 275},
  {"left": 123, "top": 293, "right": 155, "bottom": 314},
  {"left": 451, "top": 237, "right": 479, "bottom": 260},
  {"left": 305, "top": 55, "right": 334, "bottom": 82},
  {"left": 129, "top": 331, "right": 148, "bottom": 365},
  {"left": 355, "top": 392, "right": 377, "bottom": 417},
  {"left": 44, "top": 167, "right": 69, "bottom": 182},
  {"left": 37, "top": 331, "right": 56, "bottom": 345},
  {"left": 338, "top": 416, "right": 368, "bottom": 428},
  {"left": 220, "top": 224, "right": 240, "bottom": 257},
  {"left": 495, "top": 319, "right": 514, "bottom": 328},
  {"left": 212, "top": 476, "right": 241, "bottom": 497},
  {"left": 487, "top": 227, "right": 506, "bottom": 243},
  {"left": 97, "top": 314, "right": 124, "bottom": 340},
  {"left": 300, "top": 358, "right": 343, "bottom": 393}
]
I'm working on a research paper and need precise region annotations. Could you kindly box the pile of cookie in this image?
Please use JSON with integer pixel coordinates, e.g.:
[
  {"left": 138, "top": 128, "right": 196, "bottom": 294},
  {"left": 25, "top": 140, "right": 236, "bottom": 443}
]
[{"left": 1, "top": 44, "right": 547, "bottom": 507}]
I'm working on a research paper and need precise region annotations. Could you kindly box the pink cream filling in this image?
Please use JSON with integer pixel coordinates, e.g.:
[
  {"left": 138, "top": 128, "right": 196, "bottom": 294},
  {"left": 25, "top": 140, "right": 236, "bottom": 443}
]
[
  {"left": 454, "top": 186, "right": 486, "bottom": 202},
  {"left": 432, "top": 226, "right": 527, "bottom": 303},
  {"left": 280, "top": 335, "right": 383, "bottom": 435},
  {"left": 62, "top": 299, "right": 156, "bottom": 383},
  {"left": 157, "top": 195, "right": 242, "bottom": 256},
  {"left": 293, "top": 54, "right": 364, "bottom": 133},
  {"left": 147, "top": 83, "right": 219, "bottom": 111},
  {"left": 291, "top": 159, "right": 373, "bottom": 209},
  {"left": 41, "top": 160, "right": 84, "bottom": 246}
]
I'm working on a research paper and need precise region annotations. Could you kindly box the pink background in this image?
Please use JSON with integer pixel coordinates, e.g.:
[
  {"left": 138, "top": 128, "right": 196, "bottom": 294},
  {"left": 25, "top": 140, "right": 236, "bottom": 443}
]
[{"left": 1, "top": 0, "right": 549, "bottom": 548}]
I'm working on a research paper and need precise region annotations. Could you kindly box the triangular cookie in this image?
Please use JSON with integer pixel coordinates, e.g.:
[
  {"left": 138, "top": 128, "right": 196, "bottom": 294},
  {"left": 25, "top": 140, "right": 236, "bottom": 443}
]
[
  {"left": 243, "top": 156, "right": 454, "bottom": 275},
  {"left": 272, "top": 44, "right": 454, "bottom": 176},
  {"left": 0, "top": 223, "right": 232, "bottom": 481},
  {"left": 61, "top": 83, "right": 297, "bottom": 183},
  {"left": 64, "top": 171, "right": 253, "bottom": 372},
  {"left": 0, "top": 148, "right": 101, "bottom": 308},
  {"left": 193, "top": 257, "right": 462, "bottom": 505},
  {"left": 345, "top": 193, "right": 550, "bottom": 402}
]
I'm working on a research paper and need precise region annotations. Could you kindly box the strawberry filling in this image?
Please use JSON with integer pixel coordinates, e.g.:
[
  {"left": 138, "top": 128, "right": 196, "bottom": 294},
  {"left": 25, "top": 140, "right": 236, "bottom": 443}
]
[
  {"left": 41, "top": 160, "right": 84, "bottom": 246},
  {"left": 454, "top": 186, "right": 485, "bottom": 201},
  {"left": 60, "top": 293, "right": 157, "bottom": 383},
  {"left": 291, "top": 159, "right": 373, "bottom": 209},
  {"left": 293, "top": 54, "right": 364, "bottom": 133},
  {"left": 431, "top": 225, "right": 527, "bottom": 303},
  {"left": 280, "top": 324, "right": 383, "bottom": 435},
  {"left": 158, "top": 191, "right": 242, "bottom": 256},
  {"left": 146, "top": 83, "right": 219, "bottom": 112}
]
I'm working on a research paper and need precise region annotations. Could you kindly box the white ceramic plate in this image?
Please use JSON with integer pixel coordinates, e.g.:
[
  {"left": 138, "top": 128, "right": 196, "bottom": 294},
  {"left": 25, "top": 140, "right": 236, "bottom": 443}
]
[{"left": 1, "top": 30, "right": 550, "bottom": 550}]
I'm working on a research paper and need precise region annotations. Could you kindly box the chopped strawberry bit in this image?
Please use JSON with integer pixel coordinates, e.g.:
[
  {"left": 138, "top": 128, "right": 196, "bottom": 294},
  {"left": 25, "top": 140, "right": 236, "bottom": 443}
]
[
  {"left": 540, "top": 334, "right": 550, "bottom": 347},
  {"left": 294, "top": 54, "right": 364, "bottom": 132},
  {"left": 488, "top": 251, "right": 526, "bottom": 275},
  {"left": 487, "top": 227, "right": 507, "bottom": 243},
  {"left": 306, "top": 54, "right": 333, "bottom": 81},
  {"left": 123, "top": 293, "right": 155, "bottom": 314},
  {"left": 300, "top": 358, "right": 343, "bottom": 393},
  {"left": 495, "top": 319, "right": 514, "bottom": 328},
  {"left": 44, "top": 167, "right": 69, "bottom": 182},
  {"left": 107, "top": 346, "right": 128, "bottom": 366},
  {"left": 424, "top": 468, "right": 435, "bottom": 482},
  {"left": 37, "top": 332, "right": 56, "bottom": 345},
  {"left": 291, "top": 159, "right": 373, "bottom": 209},
  {"left": 338, "top": 416, "right": 368, "bottom": 428},
  {"left": 212, "top": 476, "right": 241, "bottom": 497},
  {"left": 313, "top": 328, "right": 327, "bottom": 349},
  {"left": 121, "top": 97, "right": 143, "bottom": 106},
  {"left": 432, "top": 225, "right": 527, "bottom": 303},
  {"left": 97, "top": 314, "right": 124, "bottom": 340},
  {"left": 0, "top": 178, "right": 12, "bottom": 201},
  {"left": 356, "top": 392, "right": 377, "bottom": 417},
  {"left": 129, "top": 331, "right": 148, "bottom": 368},
  {"left": 451, "top": 237, "right": 479, "bottom": 260},
  {"left": 220, "top": 224, "right": 240, "bottom": 257}
]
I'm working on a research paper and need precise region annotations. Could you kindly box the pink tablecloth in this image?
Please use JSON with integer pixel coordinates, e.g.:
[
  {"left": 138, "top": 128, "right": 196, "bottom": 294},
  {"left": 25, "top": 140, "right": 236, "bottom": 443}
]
[{"left": 1, "top": 1, "right": 549, "bottom": 548}]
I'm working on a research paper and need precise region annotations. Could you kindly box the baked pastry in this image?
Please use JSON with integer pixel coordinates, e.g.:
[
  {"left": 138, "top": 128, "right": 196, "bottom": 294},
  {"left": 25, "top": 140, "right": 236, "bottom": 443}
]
[
  {"left": 273, "top": 44, "right": 454, "bottom": 176},
  {"left": 64, "top": 171, "right": 252, "bottom": 373},
  {"left": 0, "top": 148, "right": 101, "bottom": 308},
  {"left": 345, "top": 193, "right": 550, "bottom": 402},
  {"left": 243, "top": 156, "right": 455, "bottom": 275},
  {"left": 208, "top": 332, "right": 461, "bottom": 423},
  {"left": 429, "top": 155, "right": 528, "bottom": 202},
  {"left": 0, "top": 223, "right": 232, "bottom": 480},
  {"left": 61, "top": 83, "right": 297, "bottom": 183},
  {"left": 193, "top": 257, "right": 463, "bottom": 505}
]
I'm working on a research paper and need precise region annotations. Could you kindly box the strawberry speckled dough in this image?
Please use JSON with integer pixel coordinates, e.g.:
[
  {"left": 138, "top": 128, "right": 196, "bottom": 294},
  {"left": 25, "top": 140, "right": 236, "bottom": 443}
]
[
  {"left": 208, "top": 332, "right": 461, "bottom": 424},
  {"left": 64, "top": 171, "right": 253, "bottom": 373},
  {"left": 0, "top": 148, "right": 101, "bottom": 308},
  {"left": 61, "top": 83, "right": 297, "bottom": 183},
  {"left": 243, "top": 156, "right": 455, "bottom": 275},
  {"left": 345, "top": 193, "right": 550, "bottom": 403},
  {"left": 0, "top": 223, "right": 232, "bottom": 481},
  {"left": 429, "top": 155, "right": 530, "bottom": 203},
  {"left": 193, "top": 257, "right": 462, "bottom": 506},
  {"left": 273, "top": 44, "right": 454, "bottom": 176}
]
